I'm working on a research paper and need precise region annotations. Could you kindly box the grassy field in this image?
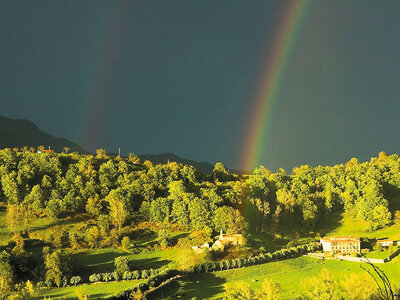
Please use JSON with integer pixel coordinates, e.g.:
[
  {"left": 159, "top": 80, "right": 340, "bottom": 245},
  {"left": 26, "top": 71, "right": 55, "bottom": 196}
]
[
  {"left": 246, "top": 231, "right": 315, "bottom": 253},
  {"left": 2, "top": 208, "right": 399, "bottom": 299},
  {"left": 73, "top": 246, "right": 179, "bottom": 278},
  {"left": 159, "top": 256, "right": 400, "bottom": 299},
  {"left": 0, "top": 210, "right": 183, "bottom": 299},
  {"left": 0, "top": 211, "right": 88, "bottom": 246},
  {"left": 324, "top": 212, "right": 400, "bottom": 240},
  {"left": 35, "top": 245, "right": 180, "bottom": 299},
  {"left": 365, "top": 250, "right": 391, "bottom": 259},
  {"left": 36, "top": 279, "right": 145, "bottom": 299}
]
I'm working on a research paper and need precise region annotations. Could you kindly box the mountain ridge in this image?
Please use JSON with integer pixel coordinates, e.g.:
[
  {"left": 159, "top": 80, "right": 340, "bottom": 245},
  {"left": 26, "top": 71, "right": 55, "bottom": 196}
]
[
  {"left": 138, "top": 152, "right": 215, "bottom": 173},
  {"left": 0, "top": 115, "right": 240, "bottom": 173},
  {"left": 0, "top": 115, "right": 87, "bottom": 153}
]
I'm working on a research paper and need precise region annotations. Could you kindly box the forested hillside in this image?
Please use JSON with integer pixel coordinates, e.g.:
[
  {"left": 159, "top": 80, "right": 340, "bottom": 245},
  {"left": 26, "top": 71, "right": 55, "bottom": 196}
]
[
  {"left": 1, "top": 149, "right": 399, "bottom": 235},
  {"left": 1, "top": 148, "right": 400, "bottom": 298}
]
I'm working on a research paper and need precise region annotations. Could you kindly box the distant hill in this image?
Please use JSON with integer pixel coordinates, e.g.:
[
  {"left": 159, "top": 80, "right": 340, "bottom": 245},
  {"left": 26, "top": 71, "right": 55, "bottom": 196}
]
[
  {"left": 138, "top": 152, "right": 216, "bottom": 173},
  {"left": 0, "top": 115, "right": 238, "bottom": 173},
  {"left": 0, "top": 115, "right": 87, "bottom": 153}
]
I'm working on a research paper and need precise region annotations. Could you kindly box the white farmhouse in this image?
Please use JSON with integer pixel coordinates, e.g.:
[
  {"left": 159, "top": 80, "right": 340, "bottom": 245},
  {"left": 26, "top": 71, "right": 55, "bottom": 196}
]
[
  {"left": 320, "top": 236, "right": 360, "bottom": 253},
  {"left": 378, "top": 239, "right": 398, "bottom": 247}
]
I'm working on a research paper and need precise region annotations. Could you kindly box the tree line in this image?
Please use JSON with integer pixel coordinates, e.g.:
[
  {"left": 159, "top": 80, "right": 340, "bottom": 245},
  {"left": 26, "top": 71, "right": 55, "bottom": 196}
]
[
  {"left": 194, "top": 242, "right": 320, "bottom": 273},
  {"left": 1, "top": 149, "right": 400, "bottom": 237}
]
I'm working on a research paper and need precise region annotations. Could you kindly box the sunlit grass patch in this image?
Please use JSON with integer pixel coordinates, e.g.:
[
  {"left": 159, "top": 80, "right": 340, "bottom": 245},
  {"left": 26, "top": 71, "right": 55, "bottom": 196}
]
[{"left": 36, "top": 279, "right": 145, "bottom": 299}]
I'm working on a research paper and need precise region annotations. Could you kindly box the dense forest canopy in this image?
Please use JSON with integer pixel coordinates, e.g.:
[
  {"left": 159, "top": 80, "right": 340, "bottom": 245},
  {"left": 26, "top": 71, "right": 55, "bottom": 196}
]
[
  {"left": 1, "top": 148, "right": 400, "bottom": 298},
  {"left": 0, "top": 148, "right": 398, "bottom": 234}
]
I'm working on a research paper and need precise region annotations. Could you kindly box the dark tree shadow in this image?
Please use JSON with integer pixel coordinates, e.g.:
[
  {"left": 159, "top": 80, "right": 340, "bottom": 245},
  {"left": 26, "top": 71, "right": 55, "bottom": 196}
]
[
  {"left": 34, "top": 290, "right": 108, "bottom": 300},
  {"left": 383, "top": 183, "right": 400, "bottom": 212},
  {"left": 130, "top": 257, "right": 172, "bottom": 270},
  {"left": 147, "top": 280, "right": 181, "bottom": 299},
  {"left": 73, "top": 250, "right": 129, "bottom": 277},
  {"left": 316, "top": 207, "right": 344, "bottom": 236},
  {"left": 34, "top": 290, "right": 73, "bottom": 300},
  {"left": 150, "top": 272, "right": 226, "bottom": 299},
  {"left": 85, "top": 292, "right": 108, "bottom": 299},
  {"left": 31, "top": 214, "right": 90, "bottom": 232},
  {"left": 170, "top": 233, "right": 189, "bottom": 246}
]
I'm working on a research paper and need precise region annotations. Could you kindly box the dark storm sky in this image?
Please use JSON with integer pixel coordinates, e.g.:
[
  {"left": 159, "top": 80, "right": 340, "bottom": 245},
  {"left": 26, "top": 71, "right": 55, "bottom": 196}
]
[{"left": 1, "top": 1, "right": 400, "bottom": 171}]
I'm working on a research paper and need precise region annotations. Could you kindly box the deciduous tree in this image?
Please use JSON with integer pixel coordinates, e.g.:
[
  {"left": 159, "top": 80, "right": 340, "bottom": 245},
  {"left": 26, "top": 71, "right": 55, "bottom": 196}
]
[
  {"left": 114, "top": 256, "right": 129, "bottom": 275},
  {"left": 257, "top": 279, "right": 281, "bottom": 300},
  {"left": 45, "top": 251, "right": 63, "bottom": 288},
  {"left": 0, "top": 251, "right": 13, "bottom": 297},
  {"left": 341, "top": 273, "right": 379, "bottom": 300},
  {"left": 225, "top": 281, "right": 256, "bottom": 300},
  {"left": 86, "top": 197, "right": 102, "bottom": 217},
  {"left": 301, "top": 269, "right": 341, "bottom": 300},
  {"left": 108, "top": 198, "right": 127, "bottom": 231}
]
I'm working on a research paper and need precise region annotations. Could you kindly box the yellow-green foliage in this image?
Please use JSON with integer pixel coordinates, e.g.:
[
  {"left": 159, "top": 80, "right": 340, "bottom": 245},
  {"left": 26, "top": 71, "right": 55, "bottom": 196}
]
[{"left": 224, "top": 279, "right": 281, "bottom": 300}]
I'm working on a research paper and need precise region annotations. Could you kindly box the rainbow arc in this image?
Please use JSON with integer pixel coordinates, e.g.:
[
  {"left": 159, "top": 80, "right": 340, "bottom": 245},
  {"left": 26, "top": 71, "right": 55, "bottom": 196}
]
[{"left": 240, "top": 0, "right": 312, "bottom": 172}]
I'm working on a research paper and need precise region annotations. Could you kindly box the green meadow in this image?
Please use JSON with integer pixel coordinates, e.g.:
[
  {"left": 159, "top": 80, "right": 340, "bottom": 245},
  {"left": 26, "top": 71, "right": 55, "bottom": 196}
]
[
  {"left": 155, "top": 213, "right": 400, "bottom": 299},
  {"left": 35, "top": 279, "right": 145, "bottom": 299},
  {"left": 18, "top": 211, "right": 399, "bottom": 299},
  {"left": 158, "top": 256, "right": 400, "bottom": 299},
  {"left": 326, "top": 212, "right": 400, "bottom": 240},
  {"left": 72, "top": 246, "right": 180, "bottom": 278}
]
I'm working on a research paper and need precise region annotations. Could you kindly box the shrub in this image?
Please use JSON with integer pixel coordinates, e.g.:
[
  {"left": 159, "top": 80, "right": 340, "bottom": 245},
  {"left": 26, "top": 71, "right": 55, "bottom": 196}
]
[
  {"left": 123, "top": 271, "right": 132, "bottom": 281},
  {"left": 290, "top": 247, "right": 299, "bottom": 256},
  {"left": 240, "top": 257, "right": 247, "bottom": 266},
  {"left": 45, "top": 280, "right": 52, "bottom": 288},
  {"left": 114, "top": 256, "right": 129, "bottom": 275},
  {"left": 62, "top": 276, "right": 68, "bottom": 287},
  {"left": 70, "top": 276, "right": 81, "bottom": 286},
  {"left": 142, "top": 269, "right": 150, "bottom": 279},
  {"left": 231, "top": 259, "right": 237, "bottom": 269},
  {"left": 132, "top": 270, "right": 141, "bottom": 280},
  {"left": 89, "top": 273, "right": 101, "bottom": 283},
  {"left": 149, "top": 280, "right": 156, "bottom": 288},
  {"left": 224, "top": 260, "right": 231, "bottom": 270},
  {"left": 121, "top": 236, "right": 131, "bottom": 250},
  {"left": 102, "top": 273, "right": 112, "bottom": 283},
  {"left": 211, "top": 262, "right": 218, "bottom": 271},
  {"left": 112, "top": 272, "right": 120, "bottom": 281},
  {"left": 157, "top": 230, "right": 171, "bottom": 248},
  {"left": 225, "top": 281, "right": 256, "bottom": 299}
]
